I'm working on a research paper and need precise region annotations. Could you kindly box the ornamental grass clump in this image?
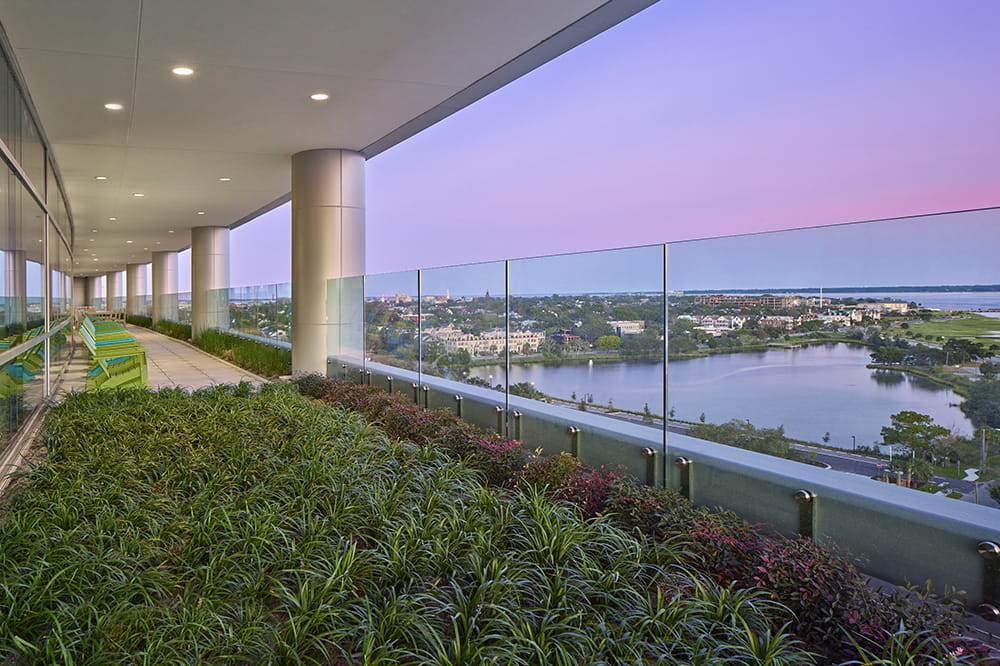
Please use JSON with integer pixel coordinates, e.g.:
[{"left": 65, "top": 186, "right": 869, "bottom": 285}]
[
  {"left": 2, "top": 383, "right": 819, "bottom": 664},
  {"left": 193, "top": 329, "right": 291, "bottom": 377},
  {"left": 294, "top": 375, "right": 992, "bottom": 664},
  {"left": 153, "top": 318, "right": 192, "bottom": 341},
  {"left": 124, "top": 314, "right": 152, "bottom": 328}
]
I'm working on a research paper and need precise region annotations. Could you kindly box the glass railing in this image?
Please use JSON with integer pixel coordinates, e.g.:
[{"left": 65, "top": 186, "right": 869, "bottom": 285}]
[
  {"left": 199, "top": 282, "right": 291, "bottom": 345},
  {"left": 325, "top": 207, "right": 1000, "bottom": 608},
  {"left": 328, "top": 209, "right": 1000, "bottom": 482}
]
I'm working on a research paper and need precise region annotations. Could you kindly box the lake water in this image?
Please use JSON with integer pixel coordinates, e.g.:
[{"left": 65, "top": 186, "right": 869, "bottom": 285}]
[
  {"left": 469, "top": 343, "right": 973, "bottom": 450},
  {"left": 816, "top": 291, "right": 1000, "bottom": 311}
]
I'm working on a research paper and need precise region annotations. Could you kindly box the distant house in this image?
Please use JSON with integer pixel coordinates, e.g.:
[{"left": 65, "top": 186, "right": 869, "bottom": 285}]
[{"left": 551, "top": 328, "right": 580, "bottom": 345}]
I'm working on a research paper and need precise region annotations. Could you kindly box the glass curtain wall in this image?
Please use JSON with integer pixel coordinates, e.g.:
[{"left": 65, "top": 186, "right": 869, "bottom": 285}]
[{"left": 0, "top": 41, "right": 76, "bottom": 447}]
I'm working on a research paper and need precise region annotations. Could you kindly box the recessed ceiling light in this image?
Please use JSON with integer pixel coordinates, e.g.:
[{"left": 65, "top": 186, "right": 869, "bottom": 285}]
[
  {"left": 143, "top": 247, "right": 148, "bottom": 251},
  {"left": 171, "top": 66, "right": 194, "bottom": 76},
  {"left": 104, "top": 102, "right": 124, "bottom": 110},
  {"left": 38, "top": 239, "right": 43, "bottom": 243},
  {"left": 155, "top": 241, "right": 161, "bottom": 245},
  {"left": 93, "top": 258, "right": 99, "bottom": 261},
  {"left": 132, "top": 193, "right": 145, "bottom": 197},
  {"left": 95, "top": 176, "right": 108, "bottom": 181},
  {"left": 109, "top": 217, "right": 117, "bottom": 221},
  {"left": 168, "top": 229, "right": 175, "bottom": 233},
  {"left": 126, "top": 240, "right": 133, "bottom": 244},
  {"left": 196, "top": 211, "right": 205, "bottom": 215},
  {"left": 89, "top": 238, "right": 94, "bottom": 242},
  {"left": 310, "top": 92, "right": 329, "bottom": 101},
  {"left": 218, "top": 177, "right": 231, "bottom": 182},
  {"left": 91, "top": 229, "right": 97, "bottom": 233}
]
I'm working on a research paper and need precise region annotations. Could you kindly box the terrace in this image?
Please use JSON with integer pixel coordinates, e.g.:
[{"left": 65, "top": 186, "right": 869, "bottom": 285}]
[{"left": 0, "top": 1, "right": 999, "bottom": 662}]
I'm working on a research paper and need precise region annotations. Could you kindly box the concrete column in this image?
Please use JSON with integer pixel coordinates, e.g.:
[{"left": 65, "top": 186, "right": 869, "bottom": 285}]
[
  {"left": 126, "top": 263, "right": 147, "bottom": 316},
  {"left": 71, "top": 276, "right": 86, "bottom": 310},
  {"left": 86, "top": 276, "right": 101, "bottom": 307},
  {"left": 4, "top": 249, "right": 27, "bottom": 329},
  {"left": 106, "top": 270, "right": 124, "bottom": 312},
  {"left": 191, "top": 226, "right": 229, "bottom": 337},
  {"left": 291, "top": 149, "right": 365, "bottom": 375},
  {"left": 151, "top": 250, "right": 179, "bottom": 323}
]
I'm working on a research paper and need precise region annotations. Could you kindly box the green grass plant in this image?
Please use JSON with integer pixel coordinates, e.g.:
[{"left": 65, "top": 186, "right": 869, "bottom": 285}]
[
  {"left": 153, "top": 319, "right": 192, "bottom": 341},
  {"left": 125, "top": 314, "right": 152, "bottom": 328},
  {"left": 1, "top": 384, "right": 820, "bottom": 664},
  {"left": 296, "top": 376, "right": 992, "bottom": 664},
  {"left": 193, "top": 329, "right": 291, "bottom": 377}
]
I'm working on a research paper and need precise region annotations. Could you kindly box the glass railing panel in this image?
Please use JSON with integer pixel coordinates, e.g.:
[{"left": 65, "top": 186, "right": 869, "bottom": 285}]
[
  {"left": 176, "top": 292, "right": 191, "bottom": 324},
  {"left": 667, "top": 208, "right": 999, "bottom": 492},
  {"left": 508, "top": 245, "right": 666, "bottom": 443},
  {"left": 420, "top": 260, "right": 507, "bottom": 399},
  {"left": 327, "top": 275, "right": 364, "bottom": 378},
  {"left": 226, "top": 282, "right": 289, "bottom": 342},
  {"left": 362, "top": 270, "right": 419, "bottom": 377},
  {"left": 155, "top": 293, "right": 178, "bottom": 322}
]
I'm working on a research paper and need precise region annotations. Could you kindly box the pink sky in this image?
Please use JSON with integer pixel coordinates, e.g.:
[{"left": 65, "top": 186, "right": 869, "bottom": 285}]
[{"left": 222, "top": 0, "right": 999, "bottom": 287}]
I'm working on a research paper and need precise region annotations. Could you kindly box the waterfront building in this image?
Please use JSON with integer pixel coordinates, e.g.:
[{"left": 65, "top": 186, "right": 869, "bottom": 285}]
[
  {"left": 427, "top": 327, "right": 545, "bottom": 357},
  {"left": 695, "top": 294, "right": 801, "bottom": 309},
  {"left": 608, "top": 319, "right": 646, "bottom": 335}
]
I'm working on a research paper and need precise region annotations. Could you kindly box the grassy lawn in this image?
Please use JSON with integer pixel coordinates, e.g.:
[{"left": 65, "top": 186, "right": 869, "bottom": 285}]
[{"left": 900, "top": 312, "right": 1000, "bottom": 346}]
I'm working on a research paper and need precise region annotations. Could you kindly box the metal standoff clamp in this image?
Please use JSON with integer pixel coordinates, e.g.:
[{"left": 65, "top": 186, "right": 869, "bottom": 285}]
[
  {"left": 641, "top": 447, "right": 657, "bottom": 486},
  {"left": 567, "top": 426, "right": 581, "bottom": 458},
  {"left": 795, "top": 490, "right": 816, "bottom": 539},
  {"left": 674, "top": 457, "right": 692, "bottom": 499},
  {"left": 979, "top": 540, "right": 1000, "bottom": 621}
]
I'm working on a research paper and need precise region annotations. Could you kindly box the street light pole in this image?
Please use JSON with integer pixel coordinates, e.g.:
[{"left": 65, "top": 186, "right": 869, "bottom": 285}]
[{"left": 852, "top": 435, "right": 856, "bottom": 452}]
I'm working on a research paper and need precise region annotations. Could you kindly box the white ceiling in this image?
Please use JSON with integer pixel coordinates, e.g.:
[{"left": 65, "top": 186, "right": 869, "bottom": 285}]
[{"left": 0, "top": 0, "right": 655, "bottom": 276}]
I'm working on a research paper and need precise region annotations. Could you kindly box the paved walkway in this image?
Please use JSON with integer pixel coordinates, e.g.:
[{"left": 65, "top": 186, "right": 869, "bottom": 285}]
[{"left": 56, "top": 325, "right": 264, "bottom": 396}]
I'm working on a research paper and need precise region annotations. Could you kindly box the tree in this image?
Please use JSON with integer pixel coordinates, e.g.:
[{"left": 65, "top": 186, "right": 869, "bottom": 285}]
[
  {"left": 596, "top": 335, "right": 622, "bottom": 351},
  {"left": 699, "top": 412, "right": 706, "bottom": 423},
  {"left": 980, "top": 362, "right": 999, "bottom": 379},
  {"left": 991, "top": 484, "right": 1000, "bottom": 504},
  {"left": 881, "top": 411, "right": 949, "bottom": 460},
  {"left": 962, "top": 379, "right": 1000, "bottom": 428},
  {"left": 822, "top": 432, "right": 831, "bottom": 444},
  {"left": 642, "top": 403, "right": 654, "bottom": 425},
  {"left": 870, "top": 346, "right": 906, "bottom": 364},
  {"left": 943, "top": 338, "right": 987, "bottom": 363}
]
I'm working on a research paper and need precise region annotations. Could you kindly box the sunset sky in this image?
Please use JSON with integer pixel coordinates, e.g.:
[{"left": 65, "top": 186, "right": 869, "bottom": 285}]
[{"left": 204, "top": 0, "right": 1000, "bottom": 289}]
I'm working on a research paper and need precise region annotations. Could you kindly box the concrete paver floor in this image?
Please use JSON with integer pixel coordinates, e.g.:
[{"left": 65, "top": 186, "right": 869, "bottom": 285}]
[{"left": 55, "top": 324, "right": 265, "bottom": 397}]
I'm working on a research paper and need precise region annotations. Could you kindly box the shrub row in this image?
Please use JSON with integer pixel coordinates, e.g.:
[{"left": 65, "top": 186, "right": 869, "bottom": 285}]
[
  {"left": 153, "top": 319, "right": 192, "bottom": 341},
  {"left": 294, "top": 375, "right": 991, "bottom": 664},
  {"left": 193, "top": 329, "right": 291, "bottom": 378},
  {"left": 3, "top": 384, "right": 814, "bottom": 664},
  {"left": 124, "top": 314, "right": 152, "bottom": 328}
]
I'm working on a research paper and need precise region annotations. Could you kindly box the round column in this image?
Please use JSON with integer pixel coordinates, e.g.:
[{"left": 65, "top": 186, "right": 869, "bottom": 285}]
[
  {"left": 191, "top": 226, "right": 230, "bottom": 337},
  {"left": 87, "top": 275, "right": 102, "bottom": 308},
  {"left": 71, "top": 276, "right": 87, "bottom": 310},
  {"left": 151, "top": 250, "right": 179, "bottom": 323},
  {"left": 105, "top": 270, "right": 124, "bottom": 312},
  {"left": 126, "top": 262, "right": 147, "bottom": 316},
  {"left": 291, "top": 149, "right": 365, "bottom": 375}
]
